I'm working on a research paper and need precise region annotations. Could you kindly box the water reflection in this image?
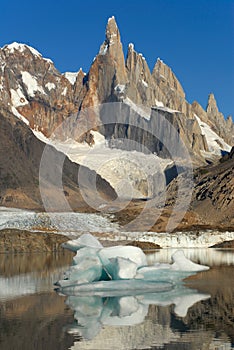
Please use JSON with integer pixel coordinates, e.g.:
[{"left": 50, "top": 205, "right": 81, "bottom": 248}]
[
  {"left": 59, "top": 249, "right": 234, "bottom": 350},
  {"left": 146, "top": 248, "right": 234, "bottom": 266},
  {"left": 63, "top": 287, "right": 210, "bottom": 340},
  {"left": 0, "top": 250, "right": 233, "bottom": 350},
  {"left": 0, "top": 251, "right": 73, "bottom": 301}
]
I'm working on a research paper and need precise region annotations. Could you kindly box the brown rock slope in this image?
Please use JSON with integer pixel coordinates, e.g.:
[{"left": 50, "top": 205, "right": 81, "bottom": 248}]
[
  {"left": 164, "top": 147, "right": 234, "bottom": 228},
  {"left": 0, "top": 107, "right": 117, "bottom": 210},
  {"left": 0, "top": 229, "right": 70, "bottom": 253},
  {"left": 191, "top": 147, "right": 234, "bottom": 226}
]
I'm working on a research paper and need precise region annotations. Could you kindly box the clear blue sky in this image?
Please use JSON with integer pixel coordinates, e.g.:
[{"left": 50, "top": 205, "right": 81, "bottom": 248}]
[{"left": 1, "top": 0, "right": 233, "bottom": 118}]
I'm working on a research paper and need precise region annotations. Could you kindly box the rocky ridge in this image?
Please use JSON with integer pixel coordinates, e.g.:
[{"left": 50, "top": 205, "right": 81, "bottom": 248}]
[
  {"left": 0, "top": 17, "right": 233, "bottom": 164},
  {"left": 0, "top": 16, "right": 233, "bottom": 226}
]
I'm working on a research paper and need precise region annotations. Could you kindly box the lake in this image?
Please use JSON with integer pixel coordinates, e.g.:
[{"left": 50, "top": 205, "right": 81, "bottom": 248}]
[{"left": 0, "top": 248, "right": 233, "bottom": 350}]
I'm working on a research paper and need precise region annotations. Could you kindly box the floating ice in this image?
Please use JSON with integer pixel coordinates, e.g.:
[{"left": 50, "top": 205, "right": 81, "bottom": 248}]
[
  {"left": 62, "top": 233, "right": 103, "bottom": 252},
  {"left": 108, "top": 257, "right": 138, "bottom": 280},
  {"left": 171, "top": 250, "right": 210, "bottom": 271},
  {"left": 56, "top": 234, "right": 209, "bottom": 293},
  {"left": 56, "top": 234, "right": 211, "bottom": 340},
  {"left": 99, "top": 245, "right": 147, "bottom": 267}
]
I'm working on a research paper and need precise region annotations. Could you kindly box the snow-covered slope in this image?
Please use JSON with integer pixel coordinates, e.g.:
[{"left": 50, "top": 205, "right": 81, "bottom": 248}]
[
  {"left": 195, "top": 114, "right": 231, "bottom": 156},
  {"left": 32, "top": 129, "right": 172, "bottom": 199},
  {"left": 63, "top": 71, "right": 79, "bottom": 84}
]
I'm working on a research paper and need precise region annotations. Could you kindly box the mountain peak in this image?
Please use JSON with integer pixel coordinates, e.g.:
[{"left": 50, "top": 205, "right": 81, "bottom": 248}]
[
  {"left": 105, "top": 15, "right": 120, "bottom": 45},
  {"left": 108, "top": 15, "right": 116, "bottom": 22},
  {"left": 2, "top": 42, "right": 53, "bottom": 64},
  {"left": 3, "top": 42, "right": 42, "bottom": 57},
  {"left": 206, "top": 93, "right": 219, "bottom": 115}
]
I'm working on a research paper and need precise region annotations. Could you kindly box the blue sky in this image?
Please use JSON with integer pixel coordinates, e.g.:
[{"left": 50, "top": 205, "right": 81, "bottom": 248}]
[{"left": 1, "top": 0, "right": 233, "bottom": 118}]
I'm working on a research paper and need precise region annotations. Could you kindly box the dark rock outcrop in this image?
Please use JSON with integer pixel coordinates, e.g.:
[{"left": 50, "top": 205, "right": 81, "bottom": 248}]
[{"left": 0, "top": 107, "right": 117, "bottom": 209}]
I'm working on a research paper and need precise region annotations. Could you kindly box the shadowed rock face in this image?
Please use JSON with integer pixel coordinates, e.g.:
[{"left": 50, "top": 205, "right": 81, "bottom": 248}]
[{"left": 0, "top": 107, "right": 117, "bottom": 209}]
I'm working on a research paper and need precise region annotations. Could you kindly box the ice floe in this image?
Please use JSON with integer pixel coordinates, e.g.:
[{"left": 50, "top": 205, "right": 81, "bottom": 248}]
[
  {"left": 56, "top": 234, "right": 209, "bottom": 295},
  {"left": 56, "top": 234, "right": 211, "bottom": 340}
]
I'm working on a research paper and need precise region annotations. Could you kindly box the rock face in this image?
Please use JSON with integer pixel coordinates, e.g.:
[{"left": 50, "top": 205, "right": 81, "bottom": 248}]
[
  {"left": 0, "top": 16, "right": 233, "bottom": 212},
  {"left": 0, "top": 42, "right": 78, "bottom": 137},
  {"left": 0, "top": 18, "right": 233, "bottom": 164},
  {"left": 165, "top": 148, "right": 234, "bottom": 226},
  {"left": 0, "top": 107, "right": 117, "bottom": 209},
  {"left": 81, "top": 16, "right": 128, "bottom": 109},
  {"left": 206, "top": 93, "right": 234, "bottom": 145},
  {"left": 74, "top": 17, "right": 232, "bottom": 163}
]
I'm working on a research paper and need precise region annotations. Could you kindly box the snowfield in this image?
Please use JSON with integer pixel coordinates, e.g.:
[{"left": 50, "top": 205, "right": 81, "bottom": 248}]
[
  {"left": 32, "top": 129, "right": 172, "bottom": 199},
  {"left": 195, "top": 114, "right": 231, "bottom": 155}
]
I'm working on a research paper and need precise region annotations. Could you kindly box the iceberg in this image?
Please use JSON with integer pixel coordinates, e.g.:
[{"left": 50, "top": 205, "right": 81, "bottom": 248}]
[
  {"left": 55, "top": 234, "right": 211, "bottom": 341},
  {"left": 56, "top": 234, "right": 210, "bottom": 292},
  {"left": 99, "top": 245, "right": 147, "bottom": 267},
  {"left": 62, "top": 233, "right": 103, "bottom": 252},
  {"left": 171, "top": 250, "right": 210, "bottom": 271}
]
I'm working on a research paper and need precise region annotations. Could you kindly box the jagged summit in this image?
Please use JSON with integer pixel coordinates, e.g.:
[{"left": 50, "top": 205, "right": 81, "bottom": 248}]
[
  {"left": 3, "top": 42, "right": 42, "bottom": 56},
  {"left": 0, "top": 16, "right": 233, "bottom": 160},
  {"left": 99, "top": 15, "right": 122, "bottom": 57},
  {"left": 106, "top": 15, "right": 119, "bottom": 39},
  {"left": 2, "top": 42, "right": 53, "bottom": 65},
  {"left": 206, "top": 93, "right": 219, "bottom": 115}
]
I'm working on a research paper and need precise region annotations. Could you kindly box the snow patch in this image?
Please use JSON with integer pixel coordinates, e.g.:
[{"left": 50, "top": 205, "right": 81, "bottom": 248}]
[
  {"left": 0, "top": 77, "right": 4, "bottom": 91},
  {"left": 124, "top": 97, "right": 151, "bottom": 121},
  {"left": 99, "top": 44, "right": 108, "bottom": 55},
  {"left": 10, "top": 88, "right": 28, "bottom": 107},
  {"left": 155, "top": 100, "right": 164, "bottom": 107},
  {"left": 5, "top": 42, "right": 42, "bottom": 57},
  {"left": 21, "top": 71, "right": 45, "bottom": 96},
  {"left": 61, "top": 87, "right": 68, "bottom": 95},
  {"left": 108, "top": 15, "right": 115, "bottom": 22},
  {"left": 141, "top": 80, "right": 148, "bottom": 88},
  {"left": 114, "top": 84, "right": 125, "bottom": 94},
  {"left": 45, "top": 82, "right": 56, "bottom": 91},
  {"left": 152, "top": 105, "right": 180, "bottom": 114},
  {"left": 3, "top": 42, "right": 53, "bottom": 63},
  {"left": 64, "top": 72, "right": 78, "bottom": 85},
  {"left": 195, "top": 114, "right": 231, "bottom": 155}
]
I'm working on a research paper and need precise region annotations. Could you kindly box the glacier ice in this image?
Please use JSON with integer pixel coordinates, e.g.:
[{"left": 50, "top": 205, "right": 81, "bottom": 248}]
[
  {"left": 99, "top": 245, "right": 147, "bottom": 267},
  {"left": 63, "top": 233, "right": 103, "bottom": 252},
  {"left": 56, "top": 234, "right": 209, "bottom": 292},
  {"left": 171, "top": 250, "right": 210, "bottom": 271},
  {"left": 56, "top": 234, "right": 211, "bottom": 341},
  {"left": 108, "top": 257, "right": 138, "bottom": 280}
]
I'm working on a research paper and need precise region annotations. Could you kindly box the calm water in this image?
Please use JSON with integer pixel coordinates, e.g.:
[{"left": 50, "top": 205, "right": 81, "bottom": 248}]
[{"left": 0, "top": 249, "right": 233, "bottom": 350}]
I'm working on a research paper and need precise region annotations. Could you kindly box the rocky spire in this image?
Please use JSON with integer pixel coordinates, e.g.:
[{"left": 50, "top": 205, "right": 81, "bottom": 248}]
[
  {"left": 152, "top": 58, "right": 185, "bottom": 99},
  {"left": 206, "top": 93, "right": 220, "bottom": 116},
  {"left": 206, "top": 93, "right": 234, "bottom": 145},
  {"left": 125, "top": 43, "right": 154, "bottom": 105},
  {"left": 81, "top": 16, "right": 127, "bottom": 108}
]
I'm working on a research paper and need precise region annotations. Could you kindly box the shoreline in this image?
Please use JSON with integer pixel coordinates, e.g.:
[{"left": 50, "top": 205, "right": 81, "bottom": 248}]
[{"left": 0, "top": 228, "right": 234, "bottom": 253}]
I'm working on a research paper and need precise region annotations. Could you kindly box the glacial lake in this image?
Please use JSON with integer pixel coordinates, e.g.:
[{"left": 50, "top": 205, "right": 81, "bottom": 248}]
[{"left": 0, "top": 248, "right": 233, "bottom": 350}]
